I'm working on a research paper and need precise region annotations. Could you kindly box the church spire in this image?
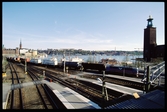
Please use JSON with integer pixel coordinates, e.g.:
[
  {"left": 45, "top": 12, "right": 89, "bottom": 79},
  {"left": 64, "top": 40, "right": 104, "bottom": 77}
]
[{"left": 20, "top": 39, "right": 22, "bottom": 49}]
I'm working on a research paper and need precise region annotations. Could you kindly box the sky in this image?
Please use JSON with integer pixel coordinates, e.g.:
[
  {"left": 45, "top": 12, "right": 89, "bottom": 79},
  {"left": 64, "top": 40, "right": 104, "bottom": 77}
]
[{"left": 2, "top": 2, "right": 164, "bottom": 51}]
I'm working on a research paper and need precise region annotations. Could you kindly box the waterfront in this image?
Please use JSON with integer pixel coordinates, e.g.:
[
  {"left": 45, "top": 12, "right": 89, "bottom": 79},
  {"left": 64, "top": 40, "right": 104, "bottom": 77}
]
[{"left": 46, "top": 54, "right": 143, "bottom": 63}]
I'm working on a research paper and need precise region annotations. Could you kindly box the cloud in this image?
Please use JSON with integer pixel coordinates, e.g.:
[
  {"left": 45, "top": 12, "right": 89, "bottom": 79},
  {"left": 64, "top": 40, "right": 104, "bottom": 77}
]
[
  {"left": 6, "top": 29, "right": 47, "bottom": 39},
  {"left": 3, "top": 27, "right": 141, "bottom": 51},
  {"left": 84, "top": 39, "right": 112, "bottom": 44}
]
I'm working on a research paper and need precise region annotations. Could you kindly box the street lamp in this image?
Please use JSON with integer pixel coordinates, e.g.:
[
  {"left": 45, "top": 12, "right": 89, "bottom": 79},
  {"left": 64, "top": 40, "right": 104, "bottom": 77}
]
[
  {"left": 25, "top": 58, "right": 26, "bottom": 73},
  {"left": 25, "top": 55, "right": 27, "bottom": 78}
]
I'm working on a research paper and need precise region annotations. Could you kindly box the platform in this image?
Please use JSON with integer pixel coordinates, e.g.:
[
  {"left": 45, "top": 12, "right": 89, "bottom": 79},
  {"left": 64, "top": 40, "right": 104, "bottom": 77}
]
[
  {"left": 2, "top": 80, "right": 101, "bottom": 109},
  {"left": 66, "top": 72, "right": 144, "bottom": 95},
  {"left": 77, "top": 71, "right": 143, "bottom": 83},
  {"left": 43, "top": 80, "right": 101, "bottom": 109},
  {"left": 3, "top": 83, "right": 11, "bottom": 109},
  {"left": 105, "top": 74, "right": 143, "bottom": 83}
]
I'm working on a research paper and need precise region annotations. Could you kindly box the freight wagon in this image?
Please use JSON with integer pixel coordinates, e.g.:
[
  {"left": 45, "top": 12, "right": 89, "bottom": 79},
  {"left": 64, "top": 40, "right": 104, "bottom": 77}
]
[
  {"left": 81, "top": 62, "right": 106, "bottom": 72},
  {"left": 105, "top": 65, "right": 139, "bottom": 77}
]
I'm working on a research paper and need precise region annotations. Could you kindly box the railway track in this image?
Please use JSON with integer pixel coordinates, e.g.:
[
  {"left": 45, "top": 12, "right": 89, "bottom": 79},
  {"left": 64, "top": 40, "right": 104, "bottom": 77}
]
[
  {"left": 27, "top": 65, "right": 129, "bottom": 107},
  {"left": 8, "top": 62, "right": 24, "bottom": 109},
  {"left": 7, "top": 61, "right": 60, "bottom": 109},
  {"left": 30, "top": 64, "right": 148, "bottom": 90},
  {"left": 8, "top": 61, "right": 143, "bottom": 108},
  {"left": 64, "top": 78, "right": 124, "bottom": 107},
  {"left": 26, "top": 68, "right": 50, "bottom": 109},
  {"left": 27, "top": 66, "right": 66, "bottom": 109},
  {"left": 81, "top": 74, "right": 155, "bottom": 91}
]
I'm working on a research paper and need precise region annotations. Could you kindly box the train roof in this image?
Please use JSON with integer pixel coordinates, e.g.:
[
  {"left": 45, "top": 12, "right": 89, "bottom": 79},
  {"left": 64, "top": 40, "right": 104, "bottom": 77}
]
[{"left": 107, "top": 65, "right": 138, "bottom": 69}]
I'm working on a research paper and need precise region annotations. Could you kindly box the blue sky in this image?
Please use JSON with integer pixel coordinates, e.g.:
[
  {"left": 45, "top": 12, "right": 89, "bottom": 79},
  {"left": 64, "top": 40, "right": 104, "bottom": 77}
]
[{"left": 2, "top": 2, "right": 164, "bottom": 51}]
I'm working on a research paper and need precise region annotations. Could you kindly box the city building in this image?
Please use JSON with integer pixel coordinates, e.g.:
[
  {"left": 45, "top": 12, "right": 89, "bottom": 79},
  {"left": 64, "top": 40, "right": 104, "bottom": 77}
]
[
  {"left": 2, "top": 39, "right": 38, "bottom": 57},
  {"left": 143, "top": 15, "right": 165, "bottom": 62},
  {"left": 2, "top": 47, "right": 19, "bottom": 56}
]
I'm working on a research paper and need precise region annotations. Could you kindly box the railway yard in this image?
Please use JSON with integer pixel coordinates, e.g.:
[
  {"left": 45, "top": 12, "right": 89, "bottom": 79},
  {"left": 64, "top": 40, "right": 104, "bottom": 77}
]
[{"left": 2, "top": 58, "right": 165, "bottom": 109}]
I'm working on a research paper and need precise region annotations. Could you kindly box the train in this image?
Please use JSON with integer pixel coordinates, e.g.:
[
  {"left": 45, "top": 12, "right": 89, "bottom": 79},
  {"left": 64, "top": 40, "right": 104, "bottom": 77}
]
[
  {"left": 6, "top": 56, "right": 30, "bottom": 64},
  {"left": 6, "top": 56, "right": 140, "bottom": 77},
  {"left": 42, "top": 58, "right": 58, "bottom": 66},
  {"left": 81, "top": 62, "right": 139, "bottom": 77},
  {"left": 81, "top": 62, "right": 106, "bottom": 72},
  {"left": 20, "top": 57, "right": 30, "bottom": 63},
  {"left": 60, "top": 61, "right": 82, "bottom": 70},
  {"left": 105, "top": 65, "right": 139, "bottom": 77},
  {"left": 6, "top": 56, "right": 20, "bottom": 62},
  {"left": 59, "top": 57, "right": 84, "bottom": 70},
  {"left": 29, "top": 58, "right": 42, "bottom": 65}
]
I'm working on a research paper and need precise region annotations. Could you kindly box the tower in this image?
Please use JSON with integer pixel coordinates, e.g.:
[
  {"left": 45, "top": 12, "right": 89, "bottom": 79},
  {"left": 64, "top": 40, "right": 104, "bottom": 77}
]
[
  {"left": 143, "top": 15, "right": 157, "bottom": 62},
  {"left": 20, "top": 39, "right": 22, "bottom": 49}
]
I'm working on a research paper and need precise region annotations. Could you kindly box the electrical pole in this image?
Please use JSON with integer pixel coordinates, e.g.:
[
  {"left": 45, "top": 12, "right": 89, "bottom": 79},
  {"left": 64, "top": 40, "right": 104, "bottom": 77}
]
[
  {"left": 123, "top": 65, "right": 125, "bottom": 76},
  {"left": 25, "top": 56, "right": 27, "bottom": 78},
  {"left": 134, "top": 48, "right": 143, "bottom": 68},
  {"left": 63, "top": 51, "right": 65, "bottom": 73}
]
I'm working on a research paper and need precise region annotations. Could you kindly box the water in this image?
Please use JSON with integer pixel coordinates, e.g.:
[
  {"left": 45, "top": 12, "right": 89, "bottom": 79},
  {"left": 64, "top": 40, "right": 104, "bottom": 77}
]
[{"left": 46, "top": 54, "right": 143, "bottom": 63}]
